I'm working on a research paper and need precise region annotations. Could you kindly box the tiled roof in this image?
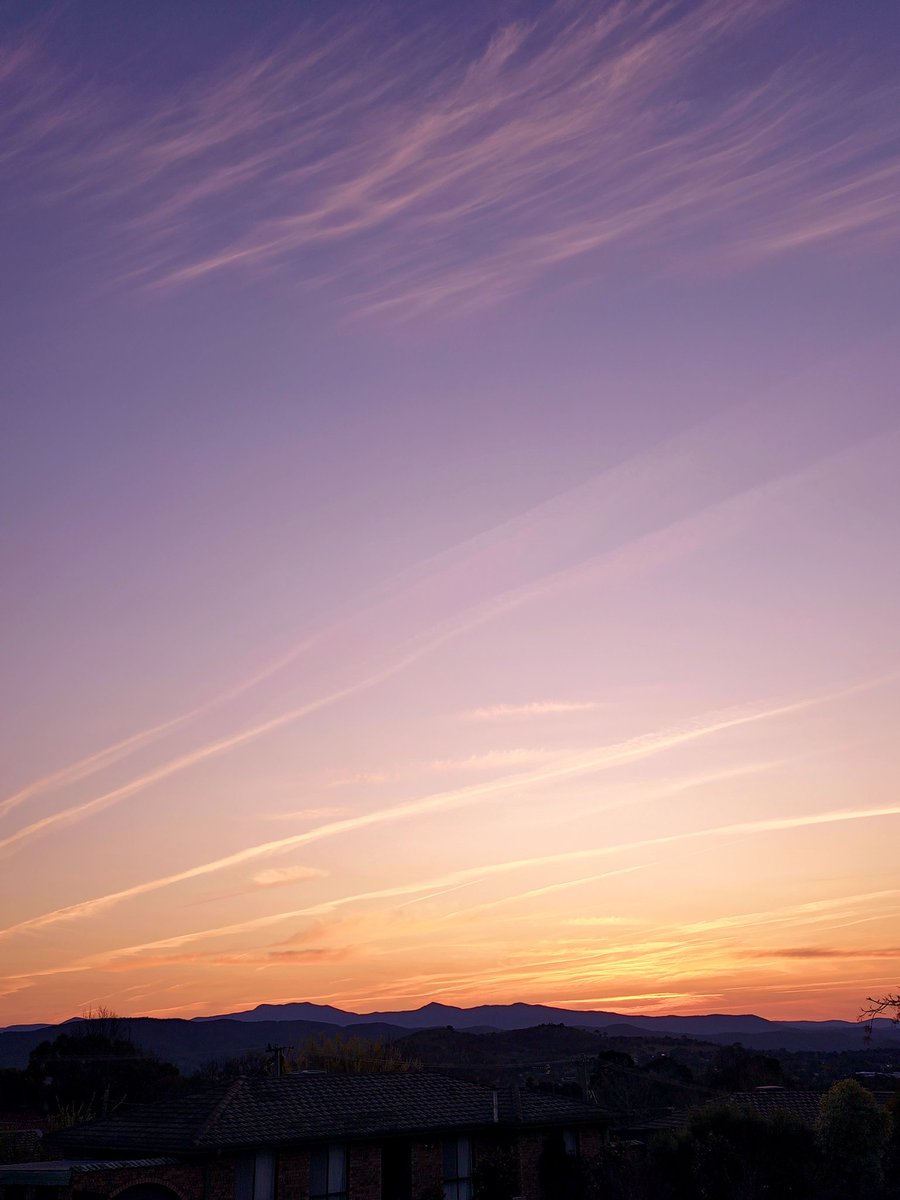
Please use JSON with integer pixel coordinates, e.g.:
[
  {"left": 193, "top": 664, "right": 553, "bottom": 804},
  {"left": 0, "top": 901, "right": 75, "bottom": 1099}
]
[
  {"left": 0, "top": 1112, "right": 48, "bottom": 1131},
  {"left": 0, "top": 1159, "right": 176, "bottom": 1186},
  {"left": 71, "top": 1158, "right": 180, "bottom": 1172},
  {"left": 731, "top": 1088, "right": 896, "bottom": 1123},
  {"left": 507, "top": 1088, "right": 602, "bottom": 1127},
  {"left": 729, "top": 1090, "right": 823, "bottom": 1124},
  {"left": 53, "top": 1084, "right": 237, "bottom": 1154},
  {"left": 615, "top": 1110, "right": 689, "bottom": 1135},
  {"left": 53, "top": 1074, "right": 603, "bottom": 1154}
]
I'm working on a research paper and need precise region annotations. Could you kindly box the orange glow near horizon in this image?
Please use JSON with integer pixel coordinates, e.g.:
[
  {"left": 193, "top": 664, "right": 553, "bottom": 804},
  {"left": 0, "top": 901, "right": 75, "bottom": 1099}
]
[{"left": 2, "top": 0, "right": 900, "bottom": 1031}]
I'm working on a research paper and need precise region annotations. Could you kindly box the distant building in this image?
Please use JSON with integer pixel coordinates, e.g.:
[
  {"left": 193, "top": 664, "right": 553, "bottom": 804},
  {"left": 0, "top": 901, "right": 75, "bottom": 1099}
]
[{"left": 0, "top": 1112, "right": 47, "bottom": 1167}]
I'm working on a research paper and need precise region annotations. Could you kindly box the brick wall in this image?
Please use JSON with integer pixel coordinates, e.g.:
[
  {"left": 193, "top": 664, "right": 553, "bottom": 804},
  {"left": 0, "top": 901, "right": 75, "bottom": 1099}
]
[
  {"left": 206, "top": 1159, "right": 237, "bottom": 1200},
  {"left": 347, "top": 1144, "right": 380, "bottom": 1200},
  {"left": 513, "top": 1127, "right": 607, "bottom": 1200},
  {"left": 409, "top": 1138, "right": 442, "bottom": 1199},
  {"left": 578, "top": 1128, "right": 607, "bottom": 1159},
  {"left": 515, "top": 1131, "right": 545, "bottom": 1200},
  {"left": 275, "top": 1150, "right": 307, "bottom": 1200},
  {"left": 62, "top": 1143, "right": 390, "bottom": 1200},
  {"left": 66, "top": 1155, "right": 239, "bottom": 1200},
  {"left": 72, "top": 1161, "right": 201, "bottom": 1200}
]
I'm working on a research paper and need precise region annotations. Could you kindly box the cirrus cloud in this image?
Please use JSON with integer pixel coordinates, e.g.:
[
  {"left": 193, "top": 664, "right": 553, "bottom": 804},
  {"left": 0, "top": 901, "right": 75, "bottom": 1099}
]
[
  {"left": 461, "top": 701, "right": 599, "bottom": 720},
  {"left": 3, "top": 1, "right": 899, "bottom": 317}
]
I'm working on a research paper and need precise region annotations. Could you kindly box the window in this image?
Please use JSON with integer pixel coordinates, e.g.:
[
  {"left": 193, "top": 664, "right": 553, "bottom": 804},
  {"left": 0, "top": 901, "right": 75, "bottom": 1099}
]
[
  {"left": 442, "top": 1136, "right": 473, "bottom": 1200},
  {"left": 562, "top": 1129, "right": 578, "bottom": 1156},
  {"left": 234, "top": 1152, "right": 276, "bottom": 1200},
  {"left": 310, "top": 1143, "right": 348, "bottom": 1200}
]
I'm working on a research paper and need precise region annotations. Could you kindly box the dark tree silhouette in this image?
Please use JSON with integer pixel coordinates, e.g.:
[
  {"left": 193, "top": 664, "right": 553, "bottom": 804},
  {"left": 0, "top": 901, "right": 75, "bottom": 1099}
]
[
  {"left": 651, "top": 1102, "right": 819, "bottom": 1200},
  {"left": 708, "top": 1044, "right": 794, "bottom": 1091},
  {"left": 818, "top": 1078, "right": 891, "bottom": 1199},
  {"left": 287, "top": 1033, "right": 421, "bottom": 1074},
  {"left": 28, "top": 1023, "right": 182, "bottom": 1124}
]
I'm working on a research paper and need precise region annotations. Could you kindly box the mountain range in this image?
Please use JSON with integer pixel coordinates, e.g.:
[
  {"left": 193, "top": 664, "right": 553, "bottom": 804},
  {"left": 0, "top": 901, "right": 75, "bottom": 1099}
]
[
  {"left": 195, "top": 1000, "right": 900, "bottom": 1049},
  {"left": 2, "top": 1001, "right": 898, "bottom": 1070}
]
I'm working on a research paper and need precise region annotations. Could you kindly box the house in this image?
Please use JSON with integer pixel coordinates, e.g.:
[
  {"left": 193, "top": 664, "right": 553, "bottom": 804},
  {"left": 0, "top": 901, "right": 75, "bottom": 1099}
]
[
  {"left": 729, "top": 1086, "right": 897, "bottom": 1125},
  {"left": 0, "top": 1112, "right": 47, "bottom": 1166},
  {"left": 0, "top": 1073, "right": 607, "bottom": 1200},
  {"left": 727, "top": 1088, "right": 825, "bottom": 1124},
  {"left": 616, "top": 1085, "right": 899, "bottom": 1143}
]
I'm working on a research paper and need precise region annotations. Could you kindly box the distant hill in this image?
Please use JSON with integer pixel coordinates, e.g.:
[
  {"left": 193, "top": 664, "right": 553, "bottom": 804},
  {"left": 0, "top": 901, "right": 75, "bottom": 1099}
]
[
  {"left": 3, "top": 1002, "right": 898, "bottom": 1068},
  {"left": 193, "top": 1000, "right": 768, "bottom": 1032},
  {"left": 0, "top": 1017, "right": 405, "bottom": 1072},
  {"left": 397, "top": 1022, "right": 609, "bottom": 1068},
  {"left": 194, "top": 1000, "right": 640, "bottom": 1028},
  {"left": 189, "top": 1000, "right": 900, "bottom": 1052}
]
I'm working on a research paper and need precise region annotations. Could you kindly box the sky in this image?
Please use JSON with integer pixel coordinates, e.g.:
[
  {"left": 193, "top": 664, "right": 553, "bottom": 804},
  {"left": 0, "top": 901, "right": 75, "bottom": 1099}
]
[{"left": 1, "top": 0, "right": 900, "bottom": 1027}]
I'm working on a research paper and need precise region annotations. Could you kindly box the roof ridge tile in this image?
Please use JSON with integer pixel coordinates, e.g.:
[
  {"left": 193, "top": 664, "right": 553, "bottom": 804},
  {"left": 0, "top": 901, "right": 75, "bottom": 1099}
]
[{"left": 194, "top": 1078, "right": 245, "bottom": 1147}]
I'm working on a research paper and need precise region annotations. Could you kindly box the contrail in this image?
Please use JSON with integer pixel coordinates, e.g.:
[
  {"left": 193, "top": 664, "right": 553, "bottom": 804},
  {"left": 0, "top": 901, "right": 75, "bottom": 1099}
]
[
  {"left": 4, "top": 420, "right": 893, "bottom": 853},
  {"left": 0, "top": 691, "right": 841, "bottom": 936},
  {"left": 0, "top": 628, "right": 460, "bottom": 857},
  {"left": 0, "top": 416, "right": 690, "bottom": 818},
  {"left": 0, "top": 634, "right": 319, "bottom": 820},
  {"left": 0, "top": 446, "right": 666, "bottom": 821},
  {"left": 5, "top": 400, "right": 889, "bottom": 825},
  {"left": 438, "top": 865, "right": 648, "bottom": 921},
  {"left": 2, "top": 861, "right": 647, "bottom": 984},
  {"left": 67, "top": 799, "right": 900, "bottom": 967},
  {"left": 672, "top": 888, "right": 900, "bottom": 936},
  {"left": 4, "top": 676, "right": 897, "bottom": 962}
]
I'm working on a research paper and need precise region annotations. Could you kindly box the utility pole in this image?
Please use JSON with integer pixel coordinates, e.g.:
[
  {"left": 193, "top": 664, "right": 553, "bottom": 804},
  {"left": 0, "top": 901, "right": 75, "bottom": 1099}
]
[{"left": 266, "top": 1044, "right": 288, "bottom": 1077}]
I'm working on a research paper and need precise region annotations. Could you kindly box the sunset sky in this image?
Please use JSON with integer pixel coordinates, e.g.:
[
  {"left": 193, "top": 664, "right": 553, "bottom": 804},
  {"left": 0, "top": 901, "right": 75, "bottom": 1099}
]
[{"left": 2, "top": 0, "right": 900, "bottom": 1027}]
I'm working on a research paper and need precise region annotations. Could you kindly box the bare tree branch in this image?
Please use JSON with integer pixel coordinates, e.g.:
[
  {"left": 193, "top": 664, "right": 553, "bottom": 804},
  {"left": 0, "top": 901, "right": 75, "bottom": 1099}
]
[{"left": 859, "top": 992, "right": 900, "bottom": 1039}]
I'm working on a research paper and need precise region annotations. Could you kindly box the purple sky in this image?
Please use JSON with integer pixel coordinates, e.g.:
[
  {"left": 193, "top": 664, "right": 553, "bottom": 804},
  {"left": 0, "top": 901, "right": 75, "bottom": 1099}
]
[{"left": 1, "top": 0, "right": 899, "bottom": 1024}]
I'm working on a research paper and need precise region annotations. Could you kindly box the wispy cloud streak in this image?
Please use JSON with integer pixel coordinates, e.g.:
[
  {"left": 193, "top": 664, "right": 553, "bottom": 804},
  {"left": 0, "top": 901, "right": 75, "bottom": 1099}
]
[
  {"left": 0, "top": 656, "right": 543, "bottom": 858},
  {"left": 2, "top": 671, "right": 894, "bottom": 947},
  {"left": 0, "top": 637, "right": 319, "bottom": 820},
  {"left": 4, "top": 1, "right": 899, "bottom": 314},
  {"left": 462, "top": 701, "right": 598, "bottom": 720},
  {"left": 0, "top": 397, "right": 760, "bottom": 824},
  {"left": 2, "top": 418, "right": 894, "bottom": 861},
  {"left": 741, "top": 946, "right": 900, "bottom": 959},
  {"left": 0, "top": 662, "right": 406, "bottom": 856}
]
